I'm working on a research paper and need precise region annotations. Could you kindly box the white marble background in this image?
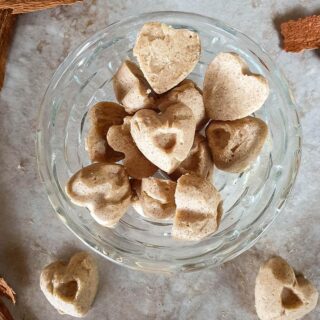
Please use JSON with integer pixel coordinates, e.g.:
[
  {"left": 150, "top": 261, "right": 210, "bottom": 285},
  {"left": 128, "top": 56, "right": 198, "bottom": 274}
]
[{"left": 0, "top": 0, "right": 319, "bottom": 319}]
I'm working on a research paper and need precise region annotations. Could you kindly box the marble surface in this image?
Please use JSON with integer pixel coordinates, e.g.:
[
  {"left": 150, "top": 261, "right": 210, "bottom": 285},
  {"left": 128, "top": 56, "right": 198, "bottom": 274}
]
[{"left": 0, "top": 0, "right": 319, "bottom": 319}]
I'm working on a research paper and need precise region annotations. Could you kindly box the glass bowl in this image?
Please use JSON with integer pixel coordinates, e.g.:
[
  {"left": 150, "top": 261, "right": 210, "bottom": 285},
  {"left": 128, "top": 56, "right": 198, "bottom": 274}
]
[{"left": 36, "top": 11, "right": 301, "bottom": 272}]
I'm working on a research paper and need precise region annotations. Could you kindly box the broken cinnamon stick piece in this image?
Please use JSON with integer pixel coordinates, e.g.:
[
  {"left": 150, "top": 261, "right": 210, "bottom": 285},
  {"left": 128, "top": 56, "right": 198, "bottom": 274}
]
[
  {"left": 0, "top": 300, "right": 14, "bottom": 320},
  {"left": 0, "top": 0, "right": 82, "bottom": 14},
  {"left": 0, "top": 9, "right": 16, "bottom": 91},
  {"left": 0, "top": 278, "right": 16, "bottom": 304},
  {"left": 280, "top": 15, "right": 320, "bottom": 52}
]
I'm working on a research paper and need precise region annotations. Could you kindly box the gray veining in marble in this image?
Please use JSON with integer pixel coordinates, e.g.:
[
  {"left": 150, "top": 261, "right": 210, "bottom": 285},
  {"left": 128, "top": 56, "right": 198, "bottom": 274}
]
[{"left": 0, "top": 0, "right": 319, "bottom": 319}]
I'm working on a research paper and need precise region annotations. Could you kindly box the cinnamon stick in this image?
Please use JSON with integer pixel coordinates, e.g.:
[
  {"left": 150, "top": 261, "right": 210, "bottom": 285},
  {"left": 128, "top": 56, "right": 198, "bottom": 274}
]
[
  {"left": 280, "top": 15, "right": 320, "bottom": 52},
  {"left": 0, "top": 0, "right": 82, "bottom": 14},
  {"left": 0, "top": 300, "right": 14, "bottom": 320},
  {"left": 0, "top": 279, "right": 16, "bottom": 304},
  {"left": 0, "top": 9, "right": 16, "bottom": 91},
  {"left": 0, "top": 278, "right": 15, "bottom": 320}
]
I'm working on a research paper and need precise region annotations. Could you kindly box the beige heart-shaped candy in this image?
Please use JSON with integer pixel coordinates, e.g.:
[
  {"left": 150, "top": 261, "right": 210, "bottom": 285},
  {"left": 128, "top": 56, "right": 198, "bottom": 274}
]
[
  {"left": 172, "top": 174, "right": 223, "bottom": 241},
  {"left": 158, "top": 79, "right": 207, "bottom": 130},
  {"left": 113, "top": 60, "right": 155, "bottom": 114},
  {"left": 65, "top": 163, "right": 131, "bottom": 227},
  {"left": 206, "top": 116, "right": 268, "bottom": 173},
  {"left": 203, "top": 52, "right": 269, "bottom": 120},
  {"left": 255, "top": 256, "right": 318, "bottom": 320},
  {"left": 107, "top": 116, "right": 157, "bottom": 179},
  {"left": 85, "top": 102, "right": 128, "bottom": 163},
  {"left": 130, "top": 103, "right": 196, "bottom": 174},
  {"left": 40, "top": 252, "right": 99, "bottom": 318},
  {"left": 133, "top": 22, "right": 201, "bottom": 94},
  {"left": 134, "top": 177, "right": 177, "bottom": 220}
]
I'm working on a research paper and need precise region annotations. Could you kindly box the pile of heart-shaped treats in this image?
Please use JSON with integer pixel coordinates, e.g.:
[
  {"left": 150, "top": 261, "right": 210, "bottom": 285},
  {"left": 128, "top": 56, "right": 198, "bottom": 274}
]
[
  {"left": 38, "top": 252, "right": 318, "bottom": 319},
  {"left": 65, "top": 22, "right": 270, "bottom": 241}
]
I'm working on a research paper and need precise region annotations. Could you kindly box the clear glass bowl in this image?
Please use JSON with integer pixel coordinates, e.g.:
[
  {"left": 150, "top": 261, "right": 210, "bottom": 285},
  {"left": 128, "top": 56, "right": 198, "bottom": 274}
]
[{"left": 36, "top": 11, "right": 301, "bottom": 272}]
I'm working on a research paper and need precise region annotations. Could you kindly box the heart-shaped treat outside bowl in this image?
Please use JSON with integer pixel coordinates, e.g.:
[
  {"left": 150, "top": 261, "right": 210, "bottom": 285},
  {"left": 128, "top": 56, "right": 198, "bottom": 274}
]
[{"left": 37, "top": 12, "right": 301, "bottom": 272}]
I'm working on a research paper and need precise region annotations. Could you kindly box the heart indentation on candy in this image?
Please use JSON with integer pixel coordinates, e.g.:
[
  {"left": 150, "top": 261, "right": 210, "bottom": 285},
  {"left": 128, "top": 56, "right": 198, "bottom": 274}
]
[
  {"left": 206, "top": 116, "right": 268, "bottom": 173},
  {"left": 255, "top": 256, "right": 318, "bottom": 320},
  {"left": 154, "top": 132, "right": 177, "bottom": 152},
  {"left": 40, "top": 252, "right": 99, "bottom": 318},
  {"left": 133, "top": 22, "right": 201, "bottom": 94},
  {"left": 281, "top": 287, "right": 303, "bottom": 309},
  {"left": 56, "top": 281, "right": 78, "bottom": 301},
  {"left": 130, "top": 103, "right": 196, "bottom": 174},
  {"left": 211, "top": 128, "right": 231, "bottom": 149}
]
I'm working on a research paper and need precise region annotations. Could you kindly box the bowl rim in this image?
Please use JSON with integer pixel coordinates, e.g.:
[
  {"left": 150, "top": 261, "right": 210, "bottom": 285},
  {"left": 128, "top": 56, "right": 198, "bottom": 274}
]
[{"left": 36, "top": 10, "right": 302, "bottom": 273}]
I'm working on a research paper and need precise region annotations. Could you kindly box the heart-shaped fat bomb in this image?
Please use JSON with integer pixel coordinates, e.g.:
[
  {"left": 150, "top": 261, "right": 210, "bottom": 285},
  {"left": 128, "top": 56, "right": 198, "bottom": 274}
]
[
  {"left": 85, "top": 102, "right": 128, "bottom": 163},
  {"left": 169, "top": 133, "right": 213, "bottom": 180},
  {"left": 255, "top": 256, "right": 318, "bottom": 320},
  {"left": 113, "top": 60, "right": 155, "bottom": 114},
  {"left": 40, "top": 252, "right": 99, "bottom": 318},
  {"left": 172, "top": 174, "right": 223, "bottom": 241},
  {"left": 134, "top": 177, "right": 177, "bottom": 220},
  {"left": 206, "top": 116, "right": 268, "bottom": 173},
  {"left": 133, "top": 22, "right": 201, "bottom": 94},
  {"left": 158, "top": 80, "right": 207, "bottom": 130},
  {"left": 107, "top": 116, "right": 157, "bottom": 179},
  {"left": 65, "top": 163, "right": 131, "bottom": 227},
  {"left": 130, "top": 103, "right": 196, "bottom": 174},
  {"left": 203, "top": 52, "right": 269, "bottom": 121}
]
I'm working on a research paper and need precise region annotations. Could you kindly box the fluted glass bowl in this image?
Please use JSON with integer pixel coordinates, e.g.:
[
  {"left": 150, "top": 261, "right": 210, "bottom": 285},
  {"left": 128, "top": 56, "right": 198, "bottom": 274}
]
[{"left": 36, "top": 11, "right": 301, "bottom": 272}]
